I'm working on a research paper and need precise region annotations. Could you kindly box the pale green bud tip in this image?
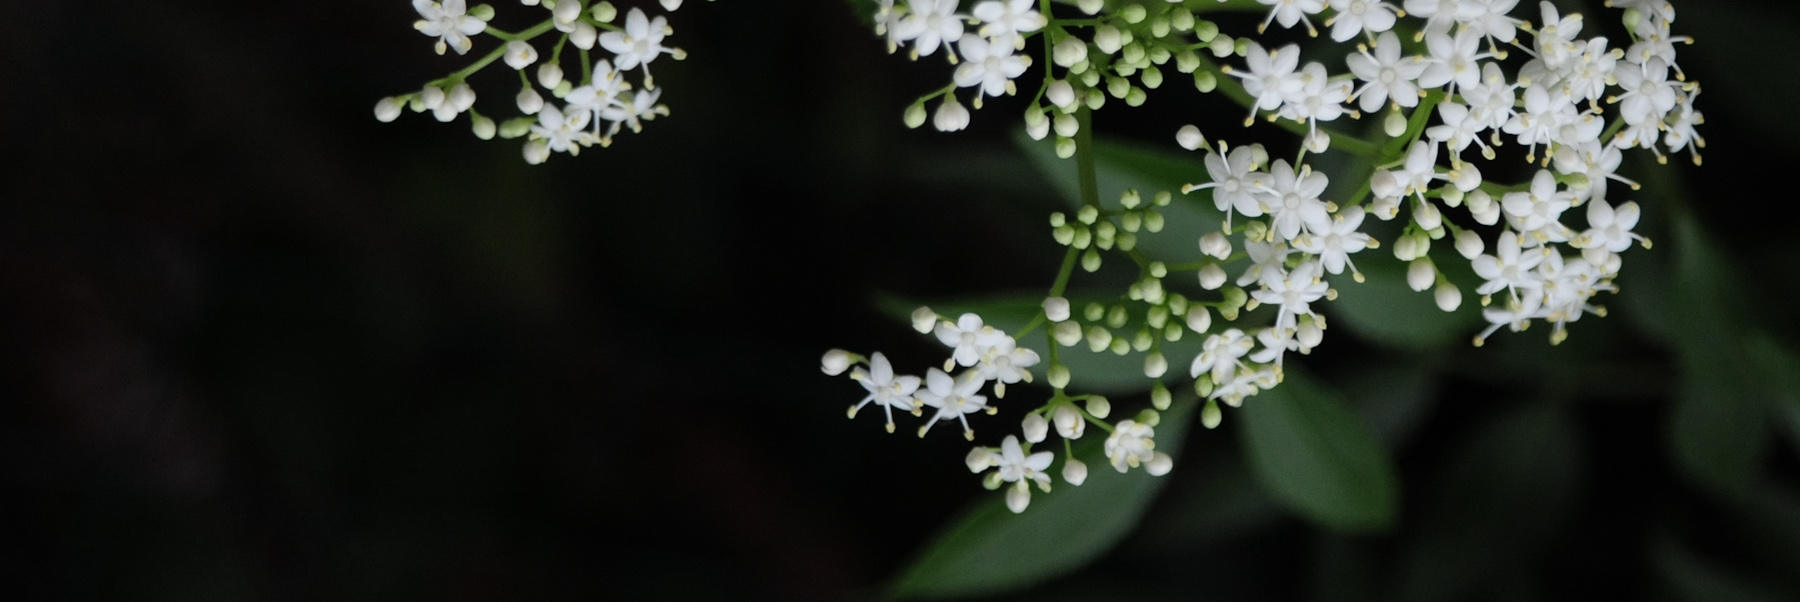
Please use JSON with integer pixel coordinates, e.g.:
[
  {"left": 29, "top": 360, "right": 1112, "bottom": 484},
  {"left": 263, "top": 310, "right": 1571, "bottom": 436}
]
[
  {"left": 1202, "top": 399, "right": 1223, "bottom": 429},
  {"left": 471, "top": 115, "right": 496, "bottom": 140},
  {"left": 1055, "top": 137, "right": 1077, "bottom": 159},
  {"left": 1044, "top": 296, "right": 1071, "bottom": 322},
  {"left": 903, "top": 103, "right": 927, "bottom": 128},
  {"left": 1053, "top": 321, "right": 1083, "bottom": 346},
  {"left": 593, "top": 1, "right": 618, "bottom": 22},
  {"left": 1198, "top": 264, "right": 1227, "bottom": 290},
  {"left": 499, "top": 117, "right": 534, "bottom": 139},
  {"left": 1121, "top": 4, "right": 1147, "bottom": 23},
  {"left": 470, "top": 4, "right": 495, "bottom": 21},
  {"left": 374, "top": 97, "right": 403, "bottom": 122},
  {"left": 821, "top": 349, "right": 853, "bottom": 375},
  {"left": 1186, "top": 305, "right": 1212, "bottom": 333},
  {"left": 1048, "top": 364, "right": 1072, "bottom": 389},
  {"left": 1077, "top": 0, "right": 1103, "bottom": 15},
  {"left": 1087, "top": 396, "right": 1111, "bottom": 419},
  {"left": 1006, "top": 482, "right": 1031, "bottom": 513},
  {"left": 1137, "top": 409, "right": 1160, "bottom": 427},
  {"left": 911, "top": 307, "right": 937, "bottom": 334},
  {"left": 1120, "top": 189, "right": 1141, "bottom": 208},
  {"left": 1384, "top": 110, "right": 1408, "bottom": 137},
  {"left": 1082, "top": 248, "right": 1102, "bottom": 272},
  {"left": 967, "top": 448, "right": 997, "bottom": 473},
  {"left": 537, "top": 63, "right": 564, "bottom": 89},
  {"left": 1151, "top": 382, "right": 1172, "bottom": 410},
  {"left": 1062, "top": 458, "right": 1088, "bottom": 486}
]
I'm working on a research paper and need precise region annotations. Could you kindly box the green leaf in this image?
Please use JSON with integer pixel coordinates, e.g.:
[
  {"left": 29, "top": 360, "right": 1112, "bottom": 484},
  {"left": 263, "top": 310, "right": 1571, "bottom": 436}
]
[
  {"left": 886, "top": 394, "right": 1199, "bottom": 600},
  {"left": 874, "top": 291, "right": 1203, "bottom": 395},
  {"left": 1656, "top": 538, "right": 1798, "bottom": 602},
  {"left": 1331, "top": 356, "right": 1438, "bottom": 448},
  {"left": 1013, "top": 130, "right": 1222, "bottom": 264},
  {"left": 1668, "top": 214, "right": 1769, "bottom": 495},
  {"left": 1324, "top": 253, "right": 1481, "bottom": 351},
  {"left": 1239, "top": 365, "right": 1399, "bottom": 533}
]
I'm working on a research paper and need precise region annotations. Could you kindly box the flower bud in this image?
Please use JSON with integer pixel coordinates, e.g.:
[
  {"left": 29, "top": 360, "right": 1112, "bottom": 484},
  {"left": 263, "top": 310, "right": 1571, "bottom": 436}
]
[
  {"left": 1186, "top": 306, "right": 1212, "bottom": 334},
  {"left": 1304, "top": 129, "right": 1331, "bottom": 153},
  {"left": 1384, "top": 110, "right": 1407, "bottom": 137},
  {"left": 1466, "top": 190, "right": 1499, "bottom": 225},
  {"left": 902, "top": 102, "right": 927, "bottom": 128},
  {"left": 471, "top": 114, "right": 496, "bottom": 140},
  {"left": 432, "top": 100, "right": 459, "bottom": 122},
  {"left": 1151, "top": 380, "right": 1172, "bottom": 410},
  {"left": 1200, "top": 231, "right": 1231, "bottom": 259},
  {"left": 1413, "top": 199, "right": 1443, "bottom": 231},
  {"left": 1435, "top": 281, "right": 1463, "bottom": 312},
  {"left": 1198, "top": 264, "right": 1227, "bottom": 290},
  {"left": 1006, "top": 482, "right": 1031, "bottom": 513},
  {"left": 1407, "top": 257, "right": 1436, "bottom": 292},
  {"left": 570, "top": 22, "right": 598, "bottom": 49},
  {"left": 966, "top": 447, "right": 997, "bottom": 473},
  {"left": 933, "top": 97, "right": 970, "bottom": 132},
  {"left": 553, "top": 0, "right": 582, "bottom": 25},
  {"left": 1053, "top": 405, "right": 1085, "bottom": 439},
  {"left": 1086, "top": 396, "right": 1111, "bottom": 419},
  {"left": 1048, "top": 364, "right": 1072, "bottom": 389},
  {"left": 516, "top": 87, "right": 545, "bottom": 114},
  {"left": 1121, "top": 4, "right": 1147, "bottom": 23},
  {"left": 1144, "top": 352, "right": 1168, "bottom": 378},
  {"left": 1146, "top": 452, "right": 1174, "bottom": 476},
  {"left": 537, "top": 63, "right": 565, "bottom": 88},
  {"left": 499, "top": 116, "right": 534, "bottom": 139},
  {"left": 1053, "top": 321, "right": 1083, "bottom": 347},
  {"left": 1193, "top": 70, "right": 1217, "bottom": 92},
  {"left": 591, "top": 1, "right": 617, "bottom": 22},
  {"left": 1054, "top": 37, "right": 1088, "bottom": 67},
  {"left": 1201, "top": 399, "right": 1223, "bottom": 429},
  {"left": 1140, "top": 66, "right": 1163, "bottom": 89},
  {"left": 374, "top": 97, "right": 403, "bottom": 122},
  {"left": 1455, "top": 229, "right": 1484, "bottom": 259},
  {"left": 1298, "top": 318, "right": 1324, "bottom": 348},
  {"left": 1094, "top": 26, "right": 1123, "bottom": 54},
  {"left": 1054, "top": 112, "right": 1079, "bottom": 137},
  {"left": 911, "top": 307, "right": 937, "bottom": 334},
  {"left": 660, "top": 0, "right": 682, "bottom": 10},
  {"left": 821, "top": 349, "right": 853, "bottom": 375},
  {"left": 504, "top": 40, "right": 539, "bottom": 70},
  {"left": 523, "top": 139, "right": 551, "bottom": 164},
  {"left": 1046, "top": 80, "right": 1076, "bottom": 109},
  {"left": 1062, "top": 458, "right": 1088, "bottom": 486},
  {"left": 1176, "top": 124, "right": 1205, "bottom": 150},
  {"left": 1023, "top": 413, "right": 1049, "bottom": 443},
  {"left": 1077, "top": 0, "right": 1103, "bottom": 13},
  {"left": 1032, "top": 298, "right": 1068, "bottom": 325},
  {"left": 470, "top": 3, "right": 495, "bottom": 20}
]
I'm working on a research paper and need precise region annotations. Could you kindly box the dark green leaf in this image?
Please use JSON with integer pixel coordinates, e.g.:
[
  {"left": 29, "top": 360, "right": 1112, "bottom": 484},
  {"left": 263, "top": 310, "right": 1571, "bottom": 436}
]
[
  {"left": 1239, "top": 366, "right": 1399, "bottom": 533},
  {"left": 1013, "top": 130, "right": 1222, "bottom": 264},
  {"left": 1324, "top": 253, "right": 1480, "bottom": 351},
  {"left": 886, "top": 394, "right": 1199, "bottom": 599},
  {"left": 1668, "top": 214, "right": 1769, "bottom": 494}
]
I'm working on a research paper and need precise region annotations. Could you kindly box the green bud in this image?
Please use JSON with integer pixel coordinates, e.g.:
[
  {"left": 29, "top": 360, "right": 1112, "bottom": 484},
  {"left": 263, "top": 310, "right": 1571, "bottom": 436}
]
[
  {"left": 1147, "top": 304, "right": 1169, "bottom": 329},
  {"left": 1049, "top": 211, "right": 1067, "bottom": 227},
  {"left": 1149, "top": 47, "right": 1171, "bottom": 65},
  {"left": 1048, "top": 364, "right": 1072, "bottom": 389},
  {"left": 1141, "top": 66, "right": 1164, "bottom": 89},
  {"left": 1082, "top": 248, "right": 1103, "bottom": 272},
  {"left": 1121, "top": 4, "right": 1147, "bottom": 23},
  {"left": 1086, "top": 87, "right": 1106, "bottom": 110},
  {"left": 1055, "top": 136, "right": 1077, "bottom": 158},
  {"left": 1149, "top": 261, "right": 1168, "bottom": 279},
  {"left": 592, "top": 1, "right": 617, "bottom": 22},
  {"left": 498, "top": 117, "right": 534, "bottom": 139},
  {"left": 1196, "top": 374, "right": 1215, "bottom": 397},
  {"left": 1086, "top": 325, "right": 1112, "bottom": 352},
  {"left": 1121, "top": 211, "right": 1142, "bottom": 232},
  {"left": 469, "top": 4, "right": 495, "bottom": 21},
  {"left": 1209, "top": 34, "right": 1234, "bottom": 57},
  {"left": 1164, "top": 323, "right": 1183, "bottom": 341},
  {"left": 1132, "top": 328, "right": 1152, "bottom": 351},
  {"left": 1168, "top": 293, "right": 1188, "bottom": 316},
  {"left": 1106, "top": 304, "right": 1129, "bottom": 328},
  {"left": 1193, "top": 70, "right": 1217, "bottom": 93},
  {"left": 1176, "top": 50, "right": 1200, "bottom": 74},
  {"left": 1137, "top": 409, "right": 1161, "bottom": 427},
  {"left": 1172, "top": 10, "right": 1195, "bottom": 32},
  {"left": 1116, "top": 232, "right": 1137, "bottom": 251},
  {"left": 1085, "top": 302, "right": 1106, "bottom": 322},
  {"left": 1151, "top": 15, "right": 1170, "bottom": 37},
  {"left": 1120, "top": 188, "right": 1141, "bottom": 208},
  {"left": 1151, "top": 381, "right": 1172, "bottom": 410},
  {"left": 1077, "top": 205, "right": 1099, "bottom": 225},
  {"left": 1110, "top": 336, "right": 1130, "bottom": 355},
  {"left": 1194, "top": 19, "right": 1218, "bottom": 42},
  {"left": 1122, "top": 43, "right": 1145, "bottom": 66},
  {"left": 1223, "top": 286, "right": 1248, "bottom": 309},
  {"left": 1125, "top": 87, "right": 1147, "bottom": 107},
  {"left": 1201, "top": 399, "right": 1223, "bottom": 429},
  {"left": 904, "top": 103, "right": 927, "bottom": 128},
  {"left": 1053, "top": 224, "right": 1076, "bottom": 246},
  {"left": 1072, "top": 226, "right": 1092, "bottom": 249},
  {"left": 1087, "top": 396, "right": 1111, "bottom": 419},
  {"left": 471, "top": 114, "right": 496, "bottom": 140},
  {"left": 1108, "top": 76, "right": 1130, "bottom": 99},
  {"left": 1154, "top": 191, "right": 1171, "bottom": 206},
  {"left": 1144, "top": 209, "right": 1165, "bottom": 232},
  {"left": 1077, "top": 0, "right": 1103, "bottom": 14}
]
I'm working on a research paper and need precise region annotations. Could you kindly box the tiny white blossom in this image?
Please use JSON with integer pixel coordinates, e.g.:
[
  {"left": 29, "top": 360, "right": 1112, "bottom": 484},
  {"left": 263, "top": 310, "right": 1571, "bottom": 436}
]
[
  {"left": 848, "top": 352, "right": 923, "bottom": 433},
  {"left": 413, "top": 0, "right": 489, "bottom": 55}
]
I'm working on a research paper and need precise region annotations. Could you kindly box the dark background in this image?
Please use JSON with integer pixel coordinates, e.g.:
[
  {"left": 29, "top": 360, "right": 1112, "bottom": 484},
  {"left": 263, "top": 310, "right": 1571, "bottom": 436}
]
[{"left": 3, "top": 0, "right": 1798, "bottom": 600}]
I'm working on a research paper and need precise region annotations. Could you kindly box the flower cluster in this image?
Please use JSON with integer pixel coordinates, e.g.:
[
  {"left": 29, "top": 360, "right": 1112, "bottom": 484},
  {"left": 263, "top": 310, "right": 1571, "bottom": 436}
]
[
  {"left": 823, "top": 308, "right": 1173, "bottom": 512},
  {"left": 374, "top": 0, "right": 694, "bottom": 163},
  {"left": 830, "top": 0, "right": 1703, "bottom": 509}
]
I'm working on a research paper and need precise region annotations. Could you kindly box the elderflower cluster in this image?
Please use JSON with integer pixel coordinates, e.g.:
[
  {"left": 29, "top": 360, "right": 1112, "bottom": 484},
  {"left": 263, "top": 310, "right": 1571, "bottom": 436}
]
[
  {"left": 375, "top": 0, "right": 696, "bottom": 163},
  {"left": 829, "top": 0, "right": 1703, "bottom": 510}
]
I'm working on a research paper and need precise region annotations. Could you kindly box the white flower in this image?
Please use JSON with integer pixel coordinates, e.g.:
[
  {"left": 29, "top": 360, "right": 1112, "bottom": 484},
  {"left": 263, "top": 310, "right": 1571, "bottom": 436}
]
[
  {"left": 413, "top": 0, "right": 489, "bottom": 55},
  {"left": 1191, "top": 328, "right": 1254, "bottom": 385},
  {"left": 974, "top": 336, "right": 1039, "bottom": 394},
  {"left": 1256, "top": 159, "right": 1332, "bottom": 242},
  {"left": 1418, "top": 30, "right": 1490, "bottom": 95},
  {"left": 953, "top": 35, "right": 1030, "bottom": 98},
  {"left": 1230, "top": 43, "right": 1303, "bottom": 121},
  {"left": 1293, "top": 205, "right": 1370, "bottom": 277},
  {"left": 1612, "top": 57, "right": 1679, "bottom": 126},
  {"left": 971, "top": 0, "right": 1045, "bottom": 48},
  {"left": 989, "top": 435, "right": 1054, "bottom": 513},
  {"left": 1052, "top": 404, "right": 1086, "bottom": 439},
  {"left": 1573, "top": 199, "right": 1644, "bottom": 264},
  {"left": 848, "top": 352, "right": 923, "bottom": 433},
  {"left": 915, "top": 368, "right": 989, "bottom": 439},
  {"left": 1185, "top": 144, "right": 1269, "bottom": 228},
  {"left": 1256, "top": 0, "right": 1326, "bottom": 35},
  {"left": 1346, "top": 31, "right": 1426, "bottom": 113},
  {"left": 935, "top": 313, "right": 1006, "bottom": 368},
  {"left": 1278, "top": 62, "right": 1353, "bottom": 137},
  {"left": 565, "top": 60, "right": 629, "bottom": 132},
  {"left": 1252, "top": 260, "right": 1330, "bottom": 330},
  {"left": 598, "top": 88, "right": 669, "bottom": 139},
  {"left": 894, "top": 0, "right": 965, "bottom": 58},
  {"left": 1237, "top": 240, "right": 1293, "bottom": 288},
  {"left": 1500, "top": 170, "right": 1575, "bottom": 243},
  {"left": 529, "top": 103, "right": 595, "bottom": 156},
  {"left": 599, "top": 8, "right": 678, "bottom": 79},
  {"left": 1472, "top": 231, "right": 1547, "bottom": 306},
  {"left": 1104, "top": 419, "right": 1158, "bottom": 472},
  {"left": 1325, "top": 0, "right": 1398, "bottom": 42}
]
